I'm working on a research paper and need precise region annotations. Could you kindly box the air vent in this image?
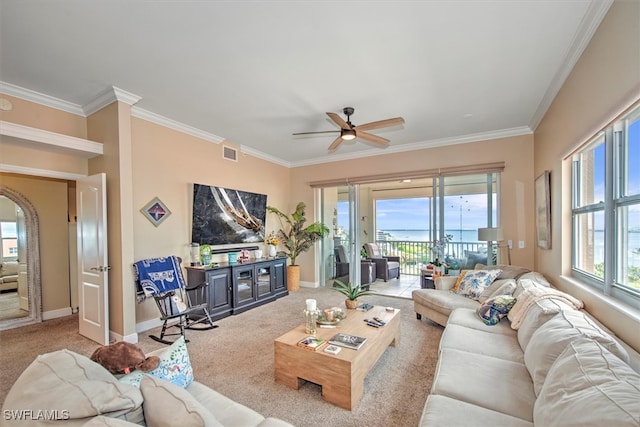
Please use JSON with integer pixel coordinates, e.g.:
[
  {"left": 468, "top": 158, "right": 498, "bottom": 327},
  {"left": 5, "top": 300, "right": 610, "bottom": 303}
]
[{"left": 223, "top": 145, "right": 238, "bottom": 162}]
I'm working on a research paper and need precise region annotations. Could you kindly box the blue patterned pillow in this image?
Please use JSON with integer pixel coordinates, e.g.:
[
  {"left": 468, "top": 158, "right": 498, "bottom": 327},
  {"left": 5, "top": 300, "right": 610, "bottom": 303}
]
[
  {"left": 454, "top": 269, "right": 502, "bottom": 301},
  {"left": 477, "top": 295, "right": 517, "bottom": 325}
]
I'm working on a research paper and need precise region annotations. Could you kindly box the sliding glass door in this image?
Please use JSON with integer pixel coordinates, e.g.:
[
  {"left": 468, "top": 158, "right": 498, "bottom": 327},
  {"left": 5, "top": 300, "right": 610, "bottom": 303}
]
[{"left": 320, "top": 171, "right": 500, "bottom": 282}]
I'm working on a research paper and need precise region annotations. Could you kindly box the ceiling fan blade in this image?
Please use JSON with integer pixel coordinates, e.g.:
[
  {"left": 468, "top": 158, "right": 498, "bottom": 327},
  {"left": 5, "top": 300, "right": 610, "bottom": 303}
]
[
  {"left": 355, "top": 117, "right": 405, "bottom": 132},
  {"left": 356, "top": 131, "right": 390, "bottom": 147},
  {"left": 326, "top": 112, "right": 350, "bottom": 129},
  {"left": 327, "top": 136, "right": 344, "bottom": 153},
  {"left": 292, "top": 130, "right": 340, "bottom": 136}
]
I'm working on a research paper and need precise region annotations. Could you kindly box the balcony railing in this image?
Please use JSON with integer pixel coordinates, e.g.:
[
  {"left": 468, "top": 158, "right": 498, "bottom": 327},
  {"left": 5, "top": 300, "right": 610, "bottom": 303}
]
[{"left": 374, "top": 240, "right": 486, "bottom": 276}]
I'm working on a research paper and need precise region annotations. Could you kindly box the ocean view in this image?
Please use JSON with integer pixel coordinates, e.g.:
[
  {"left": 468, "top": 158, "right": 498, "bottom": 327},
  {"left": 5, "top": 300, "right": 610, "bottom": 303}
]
[
  {"left": 380, "top": 229, "right": 640, "bottom": 266},
  {"left": 380, "top": 229, "right": 482, "bottom": 242}
]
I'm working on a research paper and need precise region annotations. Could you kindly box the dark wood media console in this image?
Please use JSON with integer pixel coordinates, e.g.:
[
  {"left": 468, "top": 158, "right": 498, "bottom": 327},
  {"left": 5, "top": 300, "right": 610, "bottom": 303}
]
[{"left": 185, "top": 257, "right": 288, "bottom": 321}]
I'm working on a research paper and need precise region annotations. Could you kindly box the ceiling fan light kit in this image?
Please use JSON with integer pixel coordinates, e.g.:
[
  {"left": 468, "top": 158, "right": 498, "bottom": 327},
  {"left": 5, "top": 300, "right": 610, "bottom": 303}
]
[
  {"left": 293, "top": 107, "right": 404, "bottom": 153},
  {"left": 341, "top": 128, "right": 356, "bottom": 140}
]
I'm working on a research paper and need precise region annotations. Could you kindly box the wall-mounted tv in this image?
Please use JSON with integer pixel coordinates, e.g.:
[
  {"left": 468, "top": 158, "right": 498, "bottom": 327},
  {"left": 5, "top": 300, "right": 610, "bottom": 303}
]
[{"left": 191, "top": 183, "right": 267, "bottom": 245}]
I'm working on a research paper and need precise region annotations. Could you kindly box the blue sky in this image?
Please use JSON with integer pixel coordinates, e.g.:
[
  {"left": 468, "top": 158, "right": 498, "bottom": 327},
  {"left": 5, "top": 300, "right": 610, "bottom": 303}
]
[{"left": 338, "top": 194, "right": 492, "bottom": 231}]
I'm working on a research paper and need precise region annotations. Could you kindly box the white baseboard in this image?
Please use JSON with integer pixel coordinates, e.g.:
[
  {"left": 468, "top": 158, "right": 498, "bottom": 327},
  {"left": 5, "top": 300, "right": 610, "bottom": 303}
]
[
  {"left": 136, "top": 317, "right": 164, "bottom": 334},
  {"left": 300, "top": 281, "right": 319, "bottom": 288},
  {"left": 42, "top": 307, "right": 72, "bottom": 320}
]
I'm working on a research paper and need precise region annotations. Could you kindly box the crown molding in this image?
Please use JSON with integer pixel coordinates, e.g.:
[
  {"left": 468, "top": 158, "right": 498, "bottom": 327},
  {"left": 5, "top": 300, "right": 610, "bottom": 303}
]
[
  {"left": 83, "top": 86, "right": 141, "bottom": 116},
  {"left": 529, "top": 0, "right": 613, "bottom": 130},
  {"left": 290, "top": 126, "right": 533, "bottom": 167},
  {"left": 131, "top": 107, "right": 226, "bottom": 144},
  {"left": 0, "top": 81, "right": 85, "bottom": 116}
]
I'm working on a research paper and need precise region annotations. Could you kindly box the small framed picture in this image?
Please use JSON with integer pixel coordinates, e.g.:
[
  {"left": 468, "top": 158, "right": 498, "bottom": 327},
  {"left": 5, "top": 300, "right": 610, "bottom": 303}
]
[{"left": 141, "top": 197, "right": 171, "bottom": 227}]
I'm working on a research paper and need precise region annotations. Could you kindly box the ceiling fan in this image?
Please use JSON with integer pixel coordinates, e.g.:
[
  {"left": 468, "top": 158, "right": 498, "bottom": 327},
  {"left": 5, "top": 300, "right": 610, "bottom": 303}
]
[{"left": 293, "top": 107, "right": 405, "bottom": 153}]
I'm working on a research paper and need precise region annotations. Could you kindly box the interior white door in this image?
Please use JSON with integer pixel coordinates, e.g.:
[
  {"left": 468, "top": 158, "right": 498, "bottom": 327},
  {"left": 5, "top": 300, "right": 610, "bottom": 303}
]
[
  {"left": 77, "top": 173, "right": 109, "bottom": 344},
  {"left": 16, "top": 205, "right": 28, "bottom": 311}
]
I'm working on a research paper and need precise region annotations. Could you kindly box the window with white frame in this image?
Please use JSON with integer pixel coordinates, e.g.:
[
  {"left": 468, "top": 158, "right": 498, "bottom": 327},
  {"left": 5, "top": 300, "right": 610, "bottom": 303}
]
[{"left": 572, "top": 102, "right": 640, "bottom": 307}]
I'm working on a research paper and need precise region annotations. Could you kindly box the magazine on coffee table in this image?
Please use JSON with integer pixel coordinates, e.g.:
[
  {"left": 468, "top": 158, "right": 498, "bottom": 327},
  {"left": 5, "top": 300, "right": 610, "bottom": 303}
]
[{"left": 329, "top": 333, "right": 367, "bottom": 350}]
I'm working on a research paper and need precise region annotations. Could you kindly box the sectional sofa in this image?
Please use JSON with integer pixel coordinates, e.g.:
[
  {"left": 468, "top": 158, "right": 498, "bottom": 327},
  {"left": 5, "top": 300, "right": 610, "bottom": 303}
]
[
  {"left": 2, "top": 338, "right": 294, "bottom": 427},
  {"left": 412, "top": 267, "right": 640, "bottom": 426}
]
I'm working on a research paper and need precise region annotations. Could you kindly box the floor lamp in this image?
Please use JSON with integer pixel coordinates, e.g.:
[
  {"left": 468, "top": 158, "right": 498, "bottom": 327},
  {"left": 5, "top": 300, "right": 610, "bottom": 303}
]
[{"left": 477, "top": 227, "right": 505, "bottom": 265}]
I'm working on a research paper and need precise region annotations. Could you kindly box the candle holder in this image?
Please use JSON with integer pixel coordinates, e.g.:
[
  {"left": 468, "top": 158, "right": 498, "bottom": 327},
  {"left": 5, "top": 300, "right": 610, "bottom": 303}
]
[
  {"left": 304, "top": 298, "right": 318, "bottom": 335},
  {"left": 304, "top": 309, "right": 318, "bottom": 335}
]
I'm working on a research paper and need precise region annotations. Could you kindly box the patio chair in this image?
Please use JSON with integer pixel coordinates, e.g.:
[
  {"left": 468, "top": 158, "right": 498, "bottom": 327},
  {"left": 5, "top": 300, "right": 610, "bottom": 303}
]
[
  {"left": 363, "top": 243, "right": 400, "bottom": 281},
  {"left": 134, "top": 256, "right": 217, "bottom": 345}
]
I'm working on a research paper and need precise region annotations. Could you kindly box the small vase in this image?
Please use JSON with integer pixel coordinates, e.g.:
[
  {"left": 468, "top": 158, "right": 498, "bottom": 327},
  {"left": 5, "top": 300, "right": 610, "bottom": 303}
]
[{"left": 268, "top": 245, "right": 277, "bottom": 257}]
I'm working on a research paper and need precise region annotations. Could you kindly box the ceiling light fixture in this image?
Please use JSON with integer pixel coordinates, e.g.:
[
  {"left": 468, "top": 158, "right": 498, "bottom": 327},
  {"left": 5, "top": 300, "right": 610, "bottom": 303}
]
[{"left": 340, "top": 128, "right": 356, "bottom": 141}]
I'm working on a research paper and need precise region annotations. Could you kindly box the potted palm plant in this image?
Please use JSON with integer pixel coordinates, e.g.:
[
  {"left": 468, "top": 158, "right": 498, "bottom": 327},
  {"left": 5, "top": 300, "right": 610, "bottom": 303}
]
[
  {"left": 266, "top": 202, "right": 330, "bottom": 291},
  {"left": 331, "top": 279, "right": 376, "bottom": 309}
]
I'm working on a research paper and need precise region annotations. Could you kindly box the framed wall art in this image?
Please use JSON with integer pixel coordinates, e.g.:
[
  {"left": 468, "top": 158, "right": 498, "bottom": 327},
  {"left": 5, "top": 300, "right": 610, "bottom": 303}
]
[
  {"left": 535, "top": 170, "right": 551, "bottom": 249},
  {"left": 141, "top": 197, "right": 171, "bottom": 227}
]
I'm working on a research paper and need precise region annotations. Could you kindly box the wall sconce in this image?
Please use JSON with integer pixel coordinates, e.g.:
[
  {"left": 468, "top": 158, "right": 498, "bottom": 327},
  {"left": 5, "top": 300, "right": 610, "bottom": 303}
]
[{"left": 477, "top": 227, "right": 508, "bottom": 265}]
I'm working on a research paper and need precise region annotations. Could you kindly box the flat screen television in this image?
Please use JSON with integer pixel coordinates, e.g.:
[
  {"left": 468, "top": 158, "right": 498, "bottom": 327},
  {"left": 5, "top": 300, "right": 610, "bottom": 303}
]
[{"left": 191, "top": 183, "right": 267, "bottom": 245}]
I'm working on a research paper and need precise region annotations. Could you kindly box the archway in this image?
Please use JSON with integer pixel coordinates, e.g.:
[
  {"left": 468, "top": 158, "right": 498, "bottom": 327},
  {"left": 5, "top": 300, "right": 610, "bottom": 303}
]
[{"left": 0, "top": 186, "right": 41, "bottom": 330}]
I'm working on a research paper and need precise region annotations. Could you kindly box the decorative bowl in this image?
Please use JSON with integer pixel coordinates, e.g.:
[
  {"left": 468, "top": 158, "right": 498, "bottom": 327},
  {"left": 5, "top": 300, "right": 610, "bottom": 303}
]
[{"left": 316, "top": 307, "right": 346, "bottom": 325}]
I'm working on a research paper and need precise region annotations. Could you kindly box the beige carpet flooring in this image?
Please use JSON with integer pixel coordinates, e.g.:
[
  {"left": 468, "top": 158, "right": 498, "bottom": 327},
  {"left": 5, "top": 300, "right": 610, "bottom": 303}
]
[
  {"left": 0, "top": 292, "right": 27, "bottom": 321},
  {"left": 0, "top": 287, "right": 443, "bottom": 427}
]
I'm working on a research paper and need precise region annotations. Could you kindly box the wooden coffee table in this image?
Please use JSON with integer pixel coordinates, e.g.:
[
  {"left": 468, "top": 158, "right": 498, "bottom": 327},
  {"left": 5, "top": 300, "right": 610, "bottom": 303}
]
[{"left": 274, "top": 305, "right": 400, "bottom": 410}]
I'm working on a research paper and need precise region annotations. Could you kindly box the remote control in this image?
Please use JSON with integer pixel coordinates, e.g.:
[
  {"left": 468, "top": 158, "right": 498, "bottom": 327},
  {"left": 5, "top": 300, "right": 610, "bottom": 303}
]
[
  {"left": 364, "top": 319, "right": 380, "bottom": 328},
  {"left": 373, "top": 317, "right": 386, "bottom": 326}
]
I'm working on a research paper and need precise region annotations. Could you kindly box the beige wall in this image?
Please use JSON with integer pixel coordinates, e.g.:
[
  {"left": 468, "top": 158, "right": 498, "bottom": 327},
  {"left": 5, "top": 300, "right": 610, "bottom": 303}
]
[
  {"left": 130, "top": 118, "right": 291, "bottom": 325},
  {"left": 0, "top": 95, "right": 87, "bottom": 138},
  {"left": 0, "top": 173, "right": 70, "bottom": 313},
  {"left": 534, "top": 0, "right": 640, "bottom": 350},
  {"left": 291, "top": 134, "right": 536, "bottom": 282}
]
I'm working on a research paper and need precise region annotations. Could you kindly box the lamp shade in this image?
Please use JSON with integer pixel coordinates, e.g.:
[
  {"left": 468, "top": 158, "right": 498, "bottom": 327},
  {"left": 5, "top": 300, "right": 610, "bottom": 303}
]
[{"left": 478, "top": 227, "right": 504, "bottom": 241}]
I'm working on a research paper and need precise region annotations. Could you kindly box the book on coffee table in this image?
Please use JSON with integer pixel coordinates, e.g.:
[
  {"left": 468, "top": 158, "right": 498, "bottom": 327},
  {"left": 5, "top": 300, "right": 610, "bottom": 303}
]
[{"left": 329, "top": 333, "right": 367, "bottom": 350}]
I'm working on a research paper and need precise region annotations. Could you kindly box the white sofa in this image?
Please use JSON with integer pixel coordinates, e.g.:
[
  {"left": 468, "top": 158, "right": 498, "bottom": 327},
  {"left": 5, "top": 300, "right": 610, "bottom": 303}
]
[
  {"left": 413, "top": 270, "right": 640, "bottom": 426},
  {"left": 2, "top": 343, "right": 294, "bottom": 427},
  {"left": 0, "top": 261, "right": 19, "bottom": 292}
]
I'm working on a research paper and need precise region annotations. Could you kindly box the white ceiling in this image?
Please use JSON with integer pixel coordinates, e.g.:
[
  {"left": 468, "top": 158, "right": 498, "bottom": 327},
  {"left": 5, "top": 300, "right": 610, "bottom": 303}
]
[{"left": 0, "top": 0, "right": 612, "bottom": 167}]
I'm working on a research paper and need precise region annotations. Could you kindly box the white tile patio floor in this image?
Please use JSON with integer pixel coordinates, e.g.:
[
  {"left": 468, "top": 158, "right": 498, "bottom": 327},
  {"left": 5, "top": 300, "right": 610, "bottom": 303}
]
[{"left": 365, "top": 274, "right": 422, "bottom": 299}]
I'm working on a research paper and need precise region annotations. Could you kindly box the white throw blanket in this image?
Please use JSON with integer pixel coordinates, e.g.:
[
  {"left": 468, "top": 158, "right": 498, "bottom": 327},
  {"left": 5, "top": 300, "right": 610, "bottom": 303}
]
[{"left": 508, "top": 284, "right": 584, "bottom": 330}]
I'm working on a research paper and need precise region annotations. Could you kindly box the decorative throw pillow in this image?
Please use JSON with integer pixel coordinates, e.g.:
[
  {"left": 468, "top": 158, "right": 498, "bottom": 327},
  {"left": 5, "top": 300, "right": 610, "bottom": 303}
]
[
  {"left": 146, "top": 336, "right": 194, "bottom": 388},
  {"left": 450, "top": 270, "right": 470, "bottom": 292},
  {"left": 477, "top": 295, "right": 517, "bottom": 325},
  {"left": 454, "top": 269, "right": 502, "bottom": 301}
]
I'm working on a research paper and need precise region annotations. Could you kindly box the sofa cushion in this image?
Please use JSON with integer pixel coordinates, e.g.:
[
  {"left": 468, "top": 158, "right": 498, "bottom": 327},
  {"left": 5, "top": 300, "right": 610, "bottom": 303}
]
[
  {"left": 186, "top": 381, "right": 270, "bottom": 427},
  {"left": 431, "top": 348, "right": 535, "bottom": 421},
  {"left": 82, "top": 416, "right": 143, "bottom": 426},
  {"left": 420, "top": 394, "right": 533, "bottom": 427},
  {"left": 447, "top": 308, "right": 515, "bottom": 336},
  {"left": 140, "top": 375, "right": 223, "bottom": 427},
  {"left": 534, "top": 338, "right": 640, "bottom": 426},
  {"left": 525, "top": 310, "right": 630, "bottom": 396},
  {"left": 454, "top": 269, "right": 502, "bottom": 301},
  {"left": 476, "top": 295, "right": 516, "bottom": 325},
  {"left": 515, "top": 298, "right": 574, "bottom": 351},
  {"left": 439, "top": 323, "right": 525, "bottom": 363},
  {"left": 412, "top": 289, "right": 480, "bottom": 317},
  {"left": 1, "top": 349, "right": 144, "bottom": 426}
]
